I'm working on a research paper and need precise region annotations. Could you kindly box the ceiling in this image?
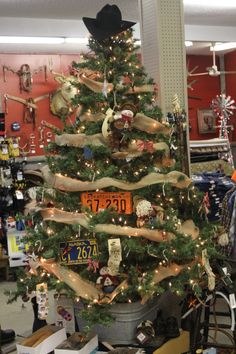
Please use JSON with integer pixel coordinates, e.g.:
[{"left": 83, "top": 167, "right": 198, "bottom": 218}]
[{"left": 0, "top": 0, "right": 236, "bottom": 54}]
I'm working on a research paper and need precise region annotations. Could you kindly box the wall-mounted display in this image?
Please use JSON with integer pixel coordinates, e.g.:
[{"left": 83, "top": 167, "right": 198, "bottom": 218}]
[{"left": 197, "top": 109, "right": 217, "bottom": 134}]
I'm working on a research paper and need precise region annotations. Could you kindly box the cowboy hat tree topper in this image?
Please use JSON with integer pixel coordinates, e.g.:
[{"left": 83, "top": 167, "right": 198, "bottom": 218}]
[{"left": 13, "top": 4, "right": 219, "bottom": 331}]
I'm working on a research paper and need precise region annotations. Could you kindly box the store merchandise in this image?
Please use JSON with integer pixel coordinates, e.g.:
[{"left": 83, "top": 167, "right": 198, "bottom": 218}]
[
  {"left": 16, "top": 325, "right": 66, "bottom": 354},
  {"left": 54, "top": 332, "right": 98, "bottom": 354},
  {"left": 192, "top": 172, "right": 235, "bottom": 221},
  {"left": 0, "top": 328, "right": 15, "bottom": 344}
]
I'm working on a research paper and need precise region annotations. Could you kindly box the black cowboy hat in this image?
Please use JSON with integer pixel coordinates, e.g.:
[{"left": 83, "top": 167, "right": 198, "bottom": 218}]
[{"left": 83, "top": 4, "right": 136, "bottom": 41}]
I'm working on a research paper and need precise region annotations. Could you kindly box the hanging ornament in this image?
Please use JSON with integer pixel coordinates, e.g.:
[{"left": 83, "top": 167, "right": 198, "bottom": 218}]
[
  {"left": 198, "top": 192, "right": 210, "bottom": 220},
  {"left": 172, "top": 94, "right": 182, "bottom": 115},
  {"left": 162, "top": 249, "right": 169, "bottom": 263},
  {"left": 102, "top": 66, "right": 108, "bottom": 98},
  {"left": 96, "top": 266, "right": 119, "bottom": 293},
  {"left": 202, "top": 249, "right": 215, "bottom": 291},
  {"left": 108, "top": 238, "right": 122, "bottom": 275},
  {"left": 83, "top": 146, "right": 93, "bottom": 160},
  {"left": 135, "top": 198, "right": 158, "bottom": 228},
  {"left": 114, "top": 109, "right": 134, "bottom": 130},
  {"left": 36, "top": 282, "right": 49, "bottom": 320},
  {"left": 136, "top": 200, "right": 153, "bottom": 218}
]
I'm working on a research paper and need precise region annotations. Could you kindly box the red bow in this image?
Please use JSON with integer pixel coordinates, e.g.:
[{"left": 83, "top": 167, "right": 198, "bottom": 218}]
[
  {"left": 121, "top": 113, "right": 133, "bottom": 125},
  {"left": 87, "top": 258, "right": 99, "bottom": 273},
  {"left": 136, "top": 139, "right": 154, "bottom": 153}
]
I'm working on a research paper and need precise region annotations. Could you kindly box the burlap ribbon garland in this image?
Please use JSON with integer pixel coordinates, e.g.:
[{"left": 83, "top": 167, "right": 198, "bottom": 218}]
[
  {"left": 39, "top": 258, "right": 194, "bottom": 303},
  {"left": 79, "top": 73, "right": 155, "bottom": 95},
  {"left": 55, "top": 133, "right": 107, "bottom": 147},
  {"left": 55, "top": 133, "right": 170, "bottom": 159},
  {"left": 39, "top": 259, "right": 101, "bottom": 301},
  {"left": 141, "top": 260, "right": 197, "bottom": 303},
  {"left": 132, "top": 113, "right": 170, "bottom": 135},
  {"left": 41, "top": 166, "right": 191, "bottom": 192},
  {"left": 41, "top": 208, "right": 199, "bottom": 242}
]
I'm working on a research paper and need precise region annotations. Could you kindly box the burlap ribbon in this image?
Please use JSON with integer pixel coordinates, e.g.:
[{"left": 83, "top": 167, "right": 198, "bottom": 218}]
[
  {"left": 79, "top": 73, "right": 155, "bottom": 95},
  {"left": 41, "top": 208, "right": 199, "bottom": 242},
  {"left": 41, "top": 166, "right": 191, "bottom": 192},
  {"left": 55, "top": 133, "right": 170, "bottom": 159},
  {"left": 39, "top": 259, "right": 101, "bottom": 301},
  {"left": 39, "top": 258, "right": 195, "bottom": 304}
]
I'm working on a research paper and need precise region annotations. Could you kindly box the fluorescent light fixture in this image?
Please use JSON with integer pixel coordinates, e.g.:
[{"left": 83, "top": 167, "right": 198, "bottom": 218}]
[
  {"left": 0, "top": 36, "right": 64, "bottom": 44},
  {"left": 185, "top": 41, "right": 193, "bottom": 47},
  {"left": 0, "top": 35, "right": 142, "bottom": 46},
  {"left": 64, "top": 37, "right": 88, "bottom": 44},
  {"left": 211, "top": 42, "right": 236, "bottom": 51},
  {"left": 183, "top": 0, "right": 236, "bottom": 7}
]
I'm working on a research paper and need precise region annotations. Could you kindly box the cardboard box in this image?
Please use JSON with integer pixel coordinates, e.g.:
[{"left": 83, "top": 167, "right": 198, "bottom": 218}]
[
  {"left": 54, "top": 332, "right": 98, "bottom": 354},
  {"left": 17, "top": 325, "right": 66, "bottom": 354},
  {"left": 153, "top": 330, "right": 189, "bottom": 354}
]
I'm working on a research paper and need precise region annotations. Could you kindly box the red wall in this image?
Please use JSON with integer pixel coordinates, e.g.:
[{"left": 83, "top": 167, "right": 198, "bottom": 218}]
[
  {"left": 224, "top": 50, "right": 236, "bottom": 141},
  {"left": 1, "top": 52, "right": 235, "bottom": 154},
  {"left": 187, "top": 54, "right": 221, "bottom": 140},
  {"left": 0, "top": 54, "right": 80, "bottom": 156}
]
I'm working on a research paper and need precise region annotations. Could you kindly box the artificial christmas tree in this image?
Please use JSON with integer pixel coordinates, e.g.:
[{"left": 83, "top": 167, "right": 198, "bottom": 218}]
[{"left": 8, "top": 4, "right": 221, "bottom": 342}]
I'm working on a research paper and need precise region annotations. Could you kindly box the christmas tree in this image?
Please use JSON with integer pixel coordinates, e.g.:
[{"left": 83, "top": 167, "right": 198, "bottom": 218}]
[{"left": 11, "top": 4, "right": 220, "bottom": 329}]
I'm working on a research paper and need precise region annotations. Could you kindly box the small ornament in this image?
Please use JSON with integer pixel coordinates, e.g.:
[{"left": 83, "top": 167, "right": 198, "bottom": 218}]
[
  {"left": 102, "top": 67, "right": 108, "bottom": 98},
  {"left": 96, "top": 266, "right": 119, "bottom": 293},
  {"left": 36, "top": 283, "right": 49, "bottom": 320},
  {"left": 202, "top": 249, "right": 215, "bottom": 291},
  {"left": 57, "top": 305, "right": 72, "bottom": 321},
  {"left": 114, "top": 109, "right": 134, "bottom": 129},
  {"left": 198, "top": 192, "right": 210, "bottom": 219},
  {"left": 83, "top": 146, "right": 93, "bottom": 160},
  {"left": 172, "top": 94, "right": 182, "bottom": 115},
  {"left": 136, "top": 200, "right": 153, "bottom": 218},
  {"left": 135, "top": 197, "right": 163, "bottom": 228},
  {"left": 217, "top": 227, "right": 229, "bottom": 246}
]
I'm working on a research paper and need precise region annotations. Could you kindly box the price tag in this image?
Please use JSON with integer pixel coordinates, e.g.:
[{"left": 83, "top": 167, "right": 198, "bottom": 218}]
[
  {"left": 60, "top": 239, "right": 98, "bottom": 265},
  {"left": 81, "top": 191, "right": 132, "bottom": 214}
]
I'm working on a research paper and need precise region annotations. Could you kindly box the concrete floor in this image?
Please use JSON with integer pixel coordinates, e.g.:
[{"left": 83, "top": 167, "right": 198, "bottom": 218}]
[{"left": 0, "top": 281, "right": 55, "bottom": 353}]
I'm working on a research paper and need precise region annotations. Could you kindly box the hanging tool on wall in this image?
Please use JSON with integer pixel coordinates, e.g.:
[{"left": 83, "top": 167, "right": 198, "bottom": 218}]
[
  {"left": 3, "top": 64, "right": 47, "bottom": 92},
  {"left": 4, "top": 93, "right": 49, "bottom": 130}
]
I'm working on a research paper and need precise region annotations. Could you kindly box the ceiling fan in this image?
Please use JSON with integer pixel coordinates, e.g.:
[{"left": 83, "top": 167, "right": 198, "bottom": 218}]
[{"left": 188, "top": 45, "right": 236, "bottom": 77}]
